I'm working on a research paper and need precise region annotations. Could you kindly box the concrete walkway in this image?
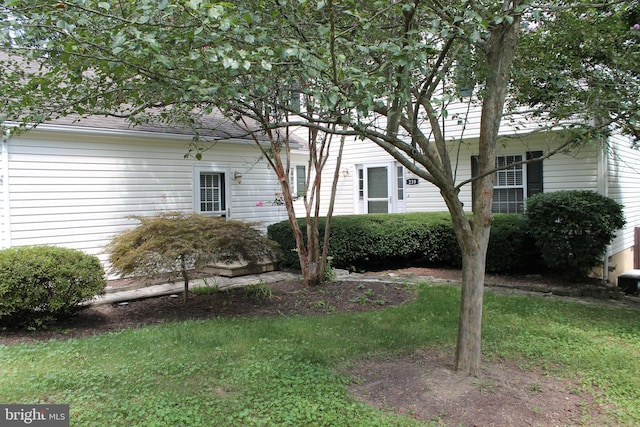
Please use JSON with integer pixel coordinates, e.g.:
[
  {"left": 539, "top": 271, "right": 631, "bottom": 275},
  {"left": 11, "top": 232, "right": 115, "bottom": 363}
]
[
  {"left": 87, "top": 271, "right": 302, "bottom": 307},
  {"left": 86, "top": 269, "right": 423, "bottom": 307},
  {"left": 80, "top": 268, "right": 640, "bottom": 309}
]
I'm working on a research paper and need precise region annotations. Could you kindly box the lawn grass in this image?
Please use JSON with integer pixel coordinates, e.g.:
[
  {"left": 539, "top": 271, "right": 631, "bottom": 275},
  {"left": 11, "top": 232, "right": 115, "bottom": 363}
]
[{"left": 1, "top": 283, "right": 638, "bottom": 426}]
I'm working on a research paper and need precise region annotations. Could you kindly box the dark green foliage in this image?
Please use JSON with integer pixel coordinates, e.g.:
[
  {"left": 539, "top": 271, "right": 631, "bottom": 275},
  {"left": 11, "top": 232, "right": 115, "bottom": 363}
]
[
  {"left": 0, "top": 246, "right": 106, "bottom": 328},
  {"left": 487, "top": 214, "right": 542, "bottom": 273},
  {"left": 525, "top": 191, "right": 625, "bottom": 280},
  {"left": 268, "top": 213, "right": 539, "bottom": 273},
  {"left": 107, "top": 213, "right": 280, "bottom": 296}
]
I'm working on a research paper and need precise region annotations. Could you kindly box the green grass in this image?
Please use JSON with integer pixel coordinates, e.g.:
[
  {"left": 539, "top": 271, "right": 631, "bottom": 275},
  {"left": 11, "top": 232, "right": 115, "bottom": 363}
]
[{"left": 1, "top": 283, "right": 638, "bottom": 426}]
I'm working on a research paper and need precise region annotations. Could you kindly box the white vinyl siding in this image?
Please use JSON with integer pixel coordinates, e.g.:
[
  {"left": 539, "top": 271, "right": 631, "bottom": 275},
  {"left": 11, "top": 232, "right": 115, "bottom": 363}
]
[
  {"left": 317, "top": 128, "right": 602, "bottom": 217},
  {"left": 4, "top": 126, "right": 298, "bottom": 270},
  {"left": 607, "top": 133, "right": 640, "bottom": 255},
  {"left": 1, "top": 135, "right": 8, "bottom": 249}
]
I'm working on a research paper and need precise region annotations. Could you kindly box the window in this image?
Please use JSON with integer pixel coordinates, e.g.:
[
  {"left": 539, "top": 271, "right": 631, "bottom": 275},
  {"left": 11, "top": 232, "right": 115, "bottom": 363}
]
[
  {"left": 289, "top": 165, "right": 306, "bottom": 197},
  {"left": 471, "top": 151, "right": 543, "bottom": 214},
  {"left": 195, "top": 169, "right": 227, "bottom": 216},
  {"left": 358, "top": 168, "right": 364, "bottom": 200},
  {"left": 397, "top": 165, "right": 405, "bottom": 201},
  {"left": 493, "top": 155, "right": 524, "bottom": 214}
]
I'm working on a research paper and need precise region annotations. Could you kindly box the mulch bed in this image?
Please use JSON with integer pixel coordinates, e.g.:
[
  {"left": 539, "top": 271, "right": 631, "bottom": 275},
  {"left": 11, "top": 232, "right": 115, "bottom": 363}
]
[
  {"left": 2, "top": 267, "right": 637, "bottom": 346},
  {"left": 0, "top": 278, "right": 415, "bottom": 346}
]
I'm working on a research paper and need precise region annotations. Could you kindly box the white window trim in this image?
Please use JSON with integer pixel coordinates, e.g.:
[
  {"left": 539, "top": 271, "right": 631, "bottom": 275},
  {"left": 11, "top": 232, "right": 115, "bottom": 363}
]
[
  {"left": 354, "top": 162, "right": 406, "bottom": 214},
  {"left": 193, "top": 165, "right": 231, "bottom": 217},
  {"left": 396, "top": 164, "right": 405, "bottom": 202},
  {"left": 289, "top": 164, "right": 307, "bottom": 197},
  {"left": 493, "top": 154, "right": 525, "bottom": 214}
]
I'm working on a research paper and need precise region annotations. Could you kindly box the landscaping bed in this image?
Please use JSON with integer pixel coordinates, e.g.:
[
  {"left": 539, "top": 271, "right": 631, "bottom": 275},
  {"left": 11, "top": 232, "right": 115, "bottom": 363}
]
[{"left": 2, "top": 268, "right": 636, "bottom": 426}]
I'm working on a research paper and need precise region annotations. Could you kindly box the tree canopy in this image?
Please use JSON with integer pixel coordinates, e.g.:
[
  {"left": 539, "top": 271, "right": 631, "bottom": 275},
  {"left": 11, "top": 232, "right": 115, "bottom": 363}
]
[
  {"left": 512, "top": 1, "right": 639, "bottom": 145},
  {"left": 2, "top": 0, "right": 637, "bottom": 374}
]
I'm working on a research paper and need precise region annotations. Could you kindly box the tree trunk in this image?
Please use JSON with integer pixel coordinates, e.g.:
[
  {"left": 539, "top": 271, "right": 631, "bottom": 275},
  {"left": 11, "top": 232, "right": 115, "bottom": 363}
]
[
  {"left": 181, "top": 255, "right": 189, "bottom": 303},
  {"left": 454, "top": 242, "right": 487, "bottom": 375},
  {"left": 449, "top": 7, "right": 522, "bottom": 374},
  {"left": 442, "top": 189, "right": 492, "bottom": 376}
]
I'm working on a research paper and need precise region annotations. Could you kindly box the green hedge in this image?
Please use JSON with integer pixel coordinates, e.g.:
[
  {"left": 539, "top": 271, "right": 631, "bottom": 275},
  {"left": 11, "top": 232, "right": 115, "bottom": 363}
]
[
  {"left": 0, "top": 246, "right": 106, "bottom": 328},
  {"left": 268, "top": 212, "right": 540, "bottom": 273}
]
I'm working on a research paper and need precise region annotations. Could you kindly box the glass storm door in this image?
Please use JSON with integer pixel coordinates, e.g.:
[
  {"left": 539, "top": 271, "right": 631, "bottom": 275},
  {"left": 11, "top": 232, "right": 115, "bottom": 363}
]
[{"left": 366, "top": 166, "right": 390, "bottom": 213}]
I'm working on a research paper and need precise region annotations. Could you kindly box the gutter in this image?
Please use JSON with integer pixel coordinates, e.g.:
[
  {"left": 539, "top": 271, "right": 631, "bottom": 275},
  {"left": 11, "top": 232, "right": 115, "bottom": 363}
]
[
  {"left": 1, "top": 128, "right": 10, "bottom": 248},
  {"left": 3, "top": 121, "right": 304, "bottom": 149}
]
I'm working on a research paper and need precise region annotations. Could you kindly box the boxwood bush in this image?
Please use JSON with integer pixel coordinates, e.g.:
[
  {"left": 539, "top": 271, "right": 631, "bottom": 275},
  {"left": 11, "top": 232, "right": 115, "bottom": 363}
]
[
  {"left": 0, "top": 246, "right": 106, "bottom": 328},
  {"left": 268, "top": 213, "right": 540, "bottom": 273},
  {"left": 525, "top": 190, "right": 625, "bottom": 280}
]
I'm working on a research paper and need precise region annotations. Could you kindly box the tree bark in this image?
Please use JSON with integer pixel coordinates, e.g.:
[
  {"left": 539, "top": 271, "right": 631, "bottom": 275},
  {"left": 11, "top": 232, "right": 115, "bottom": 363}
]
[
  {"left": 454, "top": 230, "right": 489, "bottom": 375},
  {"left": 451, "top": 6, "right": 522, "bottom": 374},
  {"left": 181, "top": 254, "right": 189, "bottom": 303}
]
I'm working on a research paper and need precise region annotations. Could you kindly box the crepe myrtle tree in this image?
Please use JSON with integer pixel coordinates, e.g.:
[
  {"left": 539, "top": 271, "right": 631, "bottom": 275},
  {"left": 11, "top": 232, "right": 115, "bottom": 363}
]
[
  {"left": 2, "top": 0, "right": 629, "bottom": 374},
  {"left": 0, "top": 0, "right": 346, "bottom": 288},
  {"left": 214, "top": 112, "right": 348, "bottom": 289}
]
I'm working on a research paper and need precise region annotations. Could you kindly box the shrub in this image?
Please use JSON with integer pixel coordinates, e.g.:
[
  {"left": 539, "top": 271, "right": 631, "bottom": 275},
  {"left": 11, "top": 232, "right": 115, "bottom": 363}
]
[
  {"left": 525, "top": 190, "right": 625, "bottom": 280},
  {"left": 487, "top": 214, "right": 541, "bottom": 273},
  {"left": 268, "top": 212, "right": 538, "bottom": 273},
  {"left": 268, "top": 213, "right": 456, "bottom": 271},
  {"left": 0, "top": 246, "right": 106, "bottom": 328},
  {"left": 107, "top": 212, "right": 280, "bottom": 302}
]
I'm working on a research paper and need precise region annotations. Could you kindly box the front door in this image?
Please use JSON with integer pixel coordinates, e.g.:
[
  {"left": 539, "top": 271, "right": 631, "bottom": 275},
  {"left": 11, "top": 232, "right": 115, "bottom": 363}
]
[{"left": 365, "top": 165, "right": 390, "bottom": 213}]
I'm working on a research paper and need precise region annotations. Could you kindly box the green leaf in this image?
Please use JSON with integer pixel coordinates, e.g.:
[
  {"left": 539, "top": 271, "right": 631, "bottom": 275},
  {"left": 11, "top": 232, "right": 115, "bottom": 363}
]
[
  {"left": 318, "top": 25, "right": 330, "bottom": 36},
  {"left": 111, "top": 32, "right": 127, "bottom": 49},
  {"left": 208, "top": 5, "right": 224, "bottom": 19},
  {"left": 222, "top": 57, "right": 238, "bottom": 69}
]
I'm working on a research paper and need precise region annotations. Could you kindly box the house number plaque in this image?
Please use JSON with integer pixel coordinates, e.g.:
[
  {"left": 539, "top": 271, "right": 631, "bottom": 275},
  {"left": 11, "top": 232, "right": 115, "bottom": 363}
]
[{"left": 406, "top": 178, "right": 419, "bottom": 185}]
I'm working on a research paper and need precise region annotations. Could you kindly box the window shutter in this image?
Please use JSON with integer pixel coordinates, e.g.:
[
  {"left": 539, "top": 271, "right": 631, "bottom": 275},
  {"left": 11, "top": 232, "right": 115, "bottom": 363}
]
[{"left": 526, "top": 151, "right": 543, "bottom": 196}]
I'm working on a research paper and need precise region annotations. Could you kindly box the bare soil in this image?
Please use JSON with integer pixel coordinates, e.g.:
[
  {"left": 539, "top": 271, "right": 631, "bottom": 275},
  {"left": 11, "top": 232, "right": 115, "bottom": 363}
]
[{"left": 2, "top": 267, "right": 633, "bottom": 426}]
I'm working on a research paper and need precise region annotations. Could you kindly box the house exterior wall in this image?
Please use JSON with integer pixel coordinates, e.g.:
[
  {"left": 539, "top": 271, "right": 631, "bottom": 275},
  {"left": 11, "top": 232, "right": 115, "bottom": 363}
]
[
  {"left": 2, "top": 125, "right": 297, "bottom": 271},
  {"left": 317, "top": 120, "right": 640, "bottom": 282},
  {"left": 606, "top": 133, "right": 640, "bottom": 279},
  {"left": 1, "top": 131, "right": 8, "bottom": 250},
  {"left": 321, "top": 132, "right": 602, "bottom": 216}
]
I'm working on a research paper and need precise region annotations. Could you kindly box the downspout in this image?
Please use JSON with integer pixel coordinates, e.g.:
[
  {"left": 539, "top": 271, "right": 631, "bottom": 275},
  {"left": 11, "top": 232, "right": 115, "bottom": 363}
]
[
  {"left": 597, "top": 138, "right": 610, "bottom": 281},
  {"left": 1, "top": 128, "right": 10, "bottom": 248}
]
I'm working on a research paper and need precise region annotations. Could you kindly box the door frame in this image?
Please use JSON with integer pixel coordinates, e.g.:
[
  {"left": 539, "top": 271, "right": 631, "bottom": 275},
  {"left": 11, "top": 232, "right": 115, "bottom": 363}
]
[{"left": 355, "top": 162, "right": 405, "bottom": 214}]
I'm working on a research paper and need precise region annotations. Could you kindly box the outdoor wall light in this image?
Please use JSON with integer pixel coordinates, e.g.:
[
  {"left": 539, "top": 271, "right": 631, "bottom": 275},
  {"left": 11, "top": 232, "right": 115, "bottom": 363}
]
[{"left": 233, "top": 171, "right": 243, "bottom": 184}]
